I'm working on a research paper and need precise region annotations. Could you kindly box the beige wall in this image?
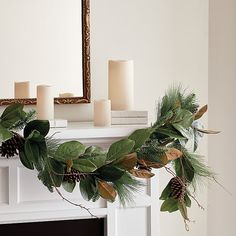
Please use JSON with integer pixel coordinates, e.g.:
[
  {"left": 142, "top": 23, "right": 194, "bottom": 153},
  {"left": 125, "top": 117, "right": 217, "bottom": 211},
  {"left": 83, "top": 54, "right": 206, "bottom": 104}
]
[
  {"left": 1, "top": 1, "right": 210, "bottom": 235},
  {"left": 208, "top": 1, "right": 236, "bottom": 236}
]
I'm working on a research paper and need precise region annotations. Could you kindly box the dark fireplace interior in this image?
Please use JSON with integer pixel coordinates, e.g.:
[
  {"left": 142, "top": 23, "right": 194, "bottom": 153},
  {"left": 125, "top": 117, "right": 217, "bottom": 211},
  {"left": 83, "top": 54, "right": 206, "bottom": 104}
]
[{"left": 0, "top": 218, "right": 105, "bottom": 236}]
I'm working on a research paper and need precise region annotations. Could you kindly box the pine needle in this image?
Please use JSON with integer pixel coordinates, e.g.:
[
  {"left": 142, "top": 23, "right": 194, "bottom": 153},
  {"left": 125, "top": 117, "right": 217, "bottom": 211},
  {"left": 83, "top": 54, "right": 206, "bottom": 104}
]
[{"left": 113, "top": 172, "right": 145, "bottom": 206}]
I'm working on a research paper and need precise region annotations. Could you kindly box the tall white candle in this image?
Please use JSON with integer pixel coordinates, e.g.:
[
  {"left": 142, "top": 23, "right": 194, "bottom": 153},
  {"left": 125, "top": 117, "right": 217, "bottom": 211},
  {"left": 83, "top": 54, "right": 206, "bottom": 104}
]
[
  {"left": 14, "top": 81, "right": 30, "bottom": 98},
  {"left": 36, "top": 85, "right": 54, "bottom": 120},
  {"left": 108, "top": 60, "right": 134, "bottom": 110},
  {"left": 94, "top": 99, "right": 111, "bottom": 126}
]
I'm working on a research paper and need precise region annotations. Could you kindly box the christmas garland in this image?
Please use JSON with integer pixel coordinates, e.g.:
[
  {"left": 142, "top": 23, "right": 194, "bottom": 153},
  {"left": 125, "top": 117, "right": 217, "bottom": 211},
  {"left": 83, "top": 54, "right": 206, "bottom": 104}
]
[{"left": 0, "top": 86, "right": 219, "bottom": 229}]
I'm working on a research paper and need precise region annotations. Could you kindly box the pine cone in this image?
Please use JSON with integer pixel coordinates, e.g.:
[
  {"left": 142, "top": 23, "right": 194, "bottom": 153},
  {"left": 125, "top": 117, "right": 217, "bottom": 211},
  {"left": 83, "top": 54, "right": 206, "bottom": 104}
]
[
  {"left": 170, "top": 177, "right": 186, "bottom": 201},
  {"left": 63, "top": 168, "right": 88, "bottom": 183},
  {"left": 0, "top": 133, "right": 24, "bottom": 158}
]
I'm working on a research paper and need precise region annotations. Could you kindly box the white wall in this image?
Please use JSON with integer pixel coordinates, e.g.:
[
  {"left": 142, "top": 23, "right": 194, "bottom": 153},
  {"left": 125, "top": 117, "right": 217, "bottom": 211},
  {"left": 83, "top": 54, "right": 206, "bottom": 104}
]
[
  {"left": 208, "top": 1, "right": 236, "bottom": 236},
  {"left": 0, "top": 1, "right": 209, "bottom": 235}
]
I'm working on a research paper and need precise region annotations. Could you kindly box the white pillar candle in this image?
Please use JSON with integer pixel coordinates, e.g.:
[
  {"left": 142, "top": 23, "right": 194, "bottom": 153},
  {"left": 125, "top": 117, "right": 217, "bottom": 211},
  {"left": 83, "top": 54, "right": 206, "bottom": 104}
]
[
  {"left": 36, "top": 85, "right": 54, "bottom": 120},
  {"left": 94, "top": 99, "right": 111, "bottom": 126},
  {"left": 14, "top": 81, "right": 30, "bottom": 98},
  {"left": 108, "top": 60, "right": 134, "bottom": 110}
]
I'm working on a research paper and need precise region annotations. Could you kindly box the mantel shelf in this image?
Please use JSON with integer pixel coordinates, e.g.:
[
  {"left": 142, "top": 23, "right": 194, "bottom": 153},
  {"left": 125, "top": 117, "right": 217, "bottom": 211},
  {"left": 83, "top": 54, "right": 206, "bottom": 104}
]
[{"left": 50, "top": 122, "right": 148, "bottom": 140}]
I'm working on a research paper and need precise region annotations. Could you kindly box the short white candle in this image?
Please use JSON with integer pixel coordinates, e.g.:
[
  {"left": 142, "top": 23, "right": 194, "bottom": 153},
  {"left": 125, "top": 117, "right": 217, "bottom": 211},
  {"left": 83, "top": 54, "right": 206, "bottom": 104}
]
[
  {"left": 94, "top": 99, "right": 111, "bottom": 126},
  {"left": 14, "top": 81, "right": 30, "bottom": 98},
  {"left": 36, "top": 85, "right": 54, "bottom": 120},
  {"left": 108, "top": 60, "right": 134, "bottom": 110}
]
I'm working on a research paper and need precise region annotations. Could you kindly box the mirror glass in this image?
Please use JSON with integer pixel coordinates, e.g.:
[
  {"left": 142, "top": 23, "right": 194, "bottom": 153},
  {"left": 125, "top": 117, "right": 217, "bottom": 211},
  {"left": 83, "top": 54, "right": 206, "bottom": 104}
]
[{"left": 0, "top": 0, "right": 90, "bottom": 105}]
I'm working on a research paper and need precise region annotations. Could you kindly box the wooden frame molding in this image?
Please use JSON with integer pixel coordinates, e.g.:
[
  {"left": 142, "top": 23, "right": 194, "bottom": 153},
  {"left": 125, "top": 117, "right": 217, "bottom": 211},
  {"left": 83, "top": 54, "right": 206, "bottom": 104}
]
[{"left": 0, "top": 0, "right": 91, "bottom": 106}]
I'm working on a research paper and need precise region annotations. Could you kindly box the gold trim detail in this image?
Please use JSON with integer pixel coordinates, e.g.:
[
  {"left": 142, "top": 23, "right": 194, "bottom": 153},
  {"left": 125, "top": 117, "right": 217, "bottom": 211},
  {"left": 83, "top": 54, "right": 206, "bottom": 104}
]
[{"left": 0, "top": 0, "right": 91, "bottom": 106}]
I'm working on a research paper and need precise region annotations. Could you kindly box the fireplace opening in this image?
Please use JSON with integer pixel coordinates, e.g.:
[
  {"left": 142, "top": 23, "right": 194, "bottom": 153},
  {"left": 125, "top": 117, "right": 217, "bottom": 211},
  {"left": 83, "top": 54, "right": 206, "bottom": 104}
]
[{"left": 0, "top": 218, "right": 105, "bottom": 236}]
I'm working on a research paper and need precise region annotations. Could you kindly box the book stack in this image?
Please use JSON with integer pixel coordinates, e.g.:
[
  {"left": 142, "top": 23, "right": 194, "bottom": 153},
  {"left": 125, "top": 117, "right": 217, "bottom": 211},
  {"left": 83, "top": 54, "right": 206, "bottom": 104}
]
[{"left": 111, "top": 110, "right": 148, "bottom": 125}]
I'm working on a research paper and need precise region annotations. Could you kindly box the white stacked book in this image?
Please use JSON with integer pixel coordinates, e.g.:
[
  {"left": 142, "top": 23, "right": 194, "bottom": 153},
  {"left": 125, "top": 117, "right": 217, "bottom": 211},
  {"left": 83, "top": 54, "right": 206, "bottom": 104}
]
[{"left": 111, "top": 110, "right": 148, "bottom": 125}]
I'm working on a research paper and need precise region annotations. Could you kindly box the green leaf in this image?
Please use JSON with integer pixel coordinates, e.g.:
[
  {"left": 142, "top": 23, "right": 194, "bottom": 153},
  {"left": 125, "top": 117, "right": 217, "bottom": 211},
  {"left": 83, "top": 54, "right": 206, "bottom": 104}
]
[
  {"left": 84, "top": 146, "right": 105, "bottom": 156},
  {"left": 156, "top": 127, "right": 185, "bottom": 139},
  {"left": 185, "top": 194, "right": 191, "bottom": 208},
  {"left": 37, "top": 169, "right": 53, "bottom": 192},
  {"left": 27, "top": 130, "right": 45, "bottom": 142},
  {"left": 107, "top": 139, "right": 135, "bottom": 162},
  {"left": 175, "top": 158, "right": 195, "bottom": 182},
  {"left": 55, "top": 141, "right": 86, "bottom": 161},
  {"left": 73, "top": 154, "right": 106, "bottom": 173},
  {"left": 80, "top": 177, "right": 97, "bottom": 201},
  {"left": 160, "top": 198, "right": 179, "bottom": 212},
  {"left": 19, "top": 151, "right": 34, "bottom": 170},
  {"left": 97, "top": 166, "right": 125, "bottom": 181},
  {"left": 24, "top": 120, "right": 50, "bottom": 138},
  {"left": 0, "top": 103, "right": 24, "bottom": 128},
  {"left": 0, "top": 125, "right": 13, "bottom": 142},
  {"left": 49, "top": 158, "right": 64, "bottom": 187},
  {"left": 159, "top": 181, "right": 172, "bottom": 200},
  {"left": 172, "top": 109, "right": 194, "bottom": 128},
  {"left": 0, "top": 103, "right": 23, "bottom": 119},
  {"left": 128, "top": 128, "right": 154, "bottom": 151},
  {"left": 73, "top": 159, "right": 97, "bottom": 172},
  {"left": 24, "top": 140, "right": 40, "bottom": 165},
  {"left": 62, "top": 181, "right": 76, "bottom": 193},
  {"left": 172, "top": 124, "right": 193, "bottom": 140}
]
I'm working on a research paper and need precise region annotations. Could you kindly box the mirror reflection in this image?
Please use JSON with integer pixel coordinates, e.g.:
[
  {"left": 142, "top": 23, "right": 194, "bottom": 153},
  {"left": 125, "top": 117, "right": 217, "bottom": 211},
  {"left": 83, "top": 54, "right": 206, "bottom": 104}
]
[{"left": 0, "top": 0, "right": 90, "bottom": 104}]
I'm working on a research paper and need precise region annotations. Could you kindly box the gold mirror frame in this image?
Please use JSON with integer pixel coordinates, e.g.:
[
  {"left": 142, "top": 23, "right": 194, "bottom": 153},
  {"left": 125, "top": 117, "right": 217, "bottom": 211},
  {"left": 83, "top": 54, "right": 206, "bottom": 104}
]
[{"left": 0, "top": 0, "right": 90, "bottom": 106}]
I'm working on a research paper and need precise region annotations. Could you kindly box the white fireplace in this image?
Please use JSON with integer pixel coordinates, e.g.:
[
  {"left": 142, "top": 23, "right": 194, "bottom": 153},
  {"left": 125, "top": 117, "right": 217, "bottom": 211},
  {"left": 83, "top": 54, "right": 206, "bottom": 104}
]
[{"left": 0, "top": 123, "right": 160, "bottom": 236}]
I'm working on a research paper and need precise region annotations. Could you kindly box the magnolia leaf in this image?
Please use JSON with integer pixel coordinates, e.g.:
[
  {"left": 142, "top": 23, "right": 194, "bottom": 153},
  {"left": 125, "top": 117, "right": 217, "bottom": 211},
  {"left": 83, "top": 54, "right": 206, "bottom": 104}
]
[
  {"left": 138, "top": 159, "right": 164, "bottom": 169},
  {"left": 0, "top": 125, "right": 13, "bottom": 142},
  {"left": 73, "top": 159, "right": 97, "bottom": 173},
  {"left": 175, "top": 158, "right": 194, "bottom": 182},
  {"left": 173, "top": 109, "right": 194, "bottom": 128},
  {"left": 80, "top": 177, "right": 97, "bottom": 201},
  {"left": 107, "top": 139, "right": 135, "bottom": 162},
  {"left": 115, "top": 153, "right": 137, "bottom": 170},
  {"left": 37, "top": 169, "right": 54, "bottom": 192},
  {"left": 98, "top": 181, "right": 117, "bottom": 201},
  {"left": 55, "top": 141, "right": 86, "bottom": 161},
  {"left": 27, "top": 130, "right": 45, "bottom": 142},
  {"left": 48, "top": 158, "right": 64, "bottom": 187},
  {"left": 24, "top": 140, "right": 40, "bottom": 165},
  {"left": 19, "top": 151, "right": 34, "bottom": 170},
  {"left": 156, "top": 127, "right": 185, "bottom": 139},
  {"left": 195, "top": 127, "right": 220, "bottom": 134},
  {"left": 128, "top": 128, "right": 154, "bottom": 151},
  {"left": 159, "top": 181, "right": 172, "bottom": 200},
  {"left": 165, "top": 148, "right": 182, "bottom": 161},
  {"left": 160, "top": 198, "right": 179, "bottom": 212},
  {"left": 97, "top": 166, "right": 125, "bottom": 181},
  {"left": 84, "top": 146, "right": 105, "bottom": 156},
  {"left": 185, "top": 194, "right": 191, "bottom": 208},
  {"left": 130, "top": 169, "right": 155, "bottom": 179},
  {"left": 194, "top": 105, "right": 208, "bottom": 120},
  {"left": 73, "top": 154, "right": 106, "bottom": 173},
  {"left": 0, "top": 103, "right": 24, "bottom": 128},
  {"left": 0, "top": 103, "right": 23, "bottom": 119},
  {"left": 24, "top": 120, "right": 50, "bottom": 138},
  {"left": 178, "top": 201, "right": 189, "bottom": 221},
  {"left": 62, "top": 181, "right": 76, "bottom": 193},
  {"left": 172, "top": 124, "right": 193, "bottom": 140}
]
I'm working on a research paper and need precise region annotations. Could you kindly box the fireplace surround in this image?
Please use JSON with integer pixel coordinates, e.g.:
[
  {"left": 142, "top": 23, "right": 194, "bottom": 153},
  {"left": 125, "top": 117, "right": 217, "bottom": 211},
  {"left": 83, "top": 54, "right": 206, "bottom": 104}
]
[{"left": 0, "top": 123, "right": 160, "bottom": 236}]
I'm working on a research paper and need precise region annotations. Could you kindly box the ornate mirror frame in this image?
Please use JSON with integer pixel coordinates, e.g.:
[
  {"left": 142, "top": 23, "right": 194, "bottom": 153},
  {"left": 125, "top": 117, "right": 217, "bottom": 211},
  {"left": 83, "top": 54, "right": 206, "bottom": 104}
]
[{"left": 0, "top": 0, "right": 90, "bottom": 106}]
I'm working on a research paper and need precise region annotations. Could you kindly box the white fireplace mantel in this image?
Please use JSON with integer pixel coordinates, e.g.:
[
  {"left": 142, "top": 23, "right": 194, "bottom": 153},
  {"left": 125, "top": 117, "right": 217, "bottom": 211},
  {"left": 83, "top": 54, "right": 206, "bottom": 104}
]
[{"left": 0, "top": 122, "right": 160, "bottom": 236}]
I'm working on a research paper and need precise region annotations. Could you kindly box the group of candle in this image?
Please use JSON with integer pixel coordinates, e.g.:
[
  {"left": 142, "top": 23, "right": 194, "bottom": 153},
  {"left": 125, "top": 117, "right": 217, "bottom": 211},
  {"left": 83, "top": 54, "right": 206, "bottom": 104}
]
[
  {"left": 14, "top": 60, "right": 133, "bottom": 125},
  {"left": 94, "top": 60, "right": 134, "bottom": 126}
]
